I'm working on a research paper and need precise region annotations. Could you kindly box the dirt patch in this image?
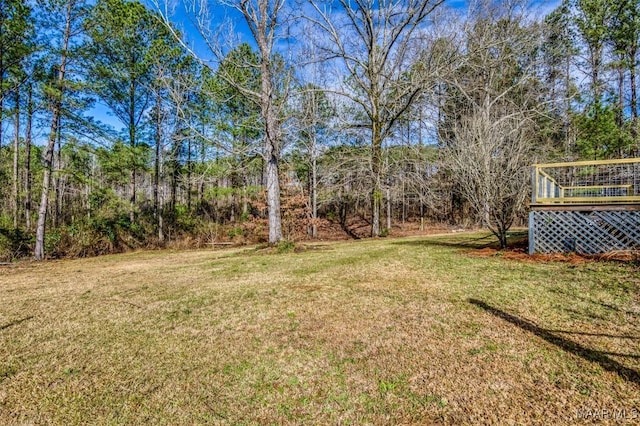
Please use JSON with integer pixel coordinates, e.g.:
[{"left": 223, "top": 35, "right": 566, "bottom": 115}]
[
  {"left": 469, "top": 246, "right": 639, "bottom": 264},
  {"left": 469, "top": 246, "right": 591, "bottom": 264},
  {"left": 593, "top": 250, "right": 640, "bottom": 263},
  {"left": 315, "top": 218, "right": 452, "bottom": 241},
  {"left": 470, "top": 247, "right": 501, "bottom": 258}
]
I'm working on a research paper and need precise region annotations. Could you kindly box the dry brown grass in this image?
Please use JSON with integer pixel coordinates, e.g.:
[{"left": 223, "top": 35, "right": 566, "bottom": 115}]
[{"left": 0, "top": 233, "right": 639, "bottom": 425}]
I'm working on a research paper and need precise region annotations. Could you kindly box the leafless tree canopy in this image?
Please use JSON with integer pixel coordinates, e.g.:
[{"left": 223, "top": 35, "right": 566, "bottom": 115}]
[
  {"left": 304, "top": 0, "right": 448, "bottom": 236},
  {"left": 441, "top": 3, "right": 545, "bottom": 248}
]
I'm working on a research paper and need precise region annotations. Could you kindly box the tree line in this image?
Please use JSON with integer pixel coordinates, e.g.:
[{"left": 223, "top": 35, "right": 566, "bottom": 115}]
[{"left": 0, "top": 0, "right": 638, "bottom": 260}]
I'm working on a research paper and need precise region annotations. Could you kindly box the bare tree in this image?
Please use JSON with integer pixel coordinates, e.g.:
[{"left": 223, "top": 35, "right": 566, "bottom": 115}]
[
  {"left": 293, "top": 31, "right": 336, "bottom": 238},
  {"left": 441, "top": 3, "right": 544, "bottom": 248},
  {"left": 294, "top": 84, "right": 330, "bottom": 238},
  {"left": 305, "top": 0, "right": 446, "bottom": 236},
  {"left": 153, "top": 0, "right": 292, "bottom": 244},
  {"left": 444, "top": 107, "right": 536, "bottom": 248}
]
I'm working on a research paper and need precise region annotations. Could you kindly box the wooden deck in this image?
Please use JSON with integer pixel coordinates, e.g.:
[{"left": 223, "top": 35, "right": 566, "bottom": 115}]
[
  {"left": 531, "top": 158, "right": 640, "bottom": 207},
  {"left": 529, "top": 158, "right": 640, "bottom": 254}
]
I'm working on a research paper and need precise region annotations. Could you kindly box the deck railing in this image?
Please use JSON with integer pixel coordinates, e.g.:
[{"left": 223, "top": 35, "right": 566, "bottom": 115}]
[{"left": 532, "top": 158, "right": 640, "bottom": 205}]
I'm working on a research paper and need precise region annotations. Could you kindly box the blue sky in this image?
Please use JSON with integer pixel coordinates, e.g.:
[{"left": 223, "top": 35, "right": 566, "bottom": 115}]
[
  {"left": 91, "top": 0, "right": 562, "bottom": 133},
  {"left": 92, "top": 0, "right": 249, "bottom": 131}
]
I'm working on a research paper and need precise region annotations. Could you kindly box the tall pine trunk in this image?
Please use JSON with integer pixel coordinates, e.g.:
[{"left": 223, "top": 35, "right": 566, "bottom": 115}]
[
  {"left": 565, "top": 52, "right": 572, "bottom": 155},
  {"left": 589, "top": 41, "right": 603, "bottom": 112},
  {"left": 129, "top": 81, "right": 136, "bottom": 224},
  {"left": 54, "top": 116, "right": 62, "bottom": 227},
  {"left": 0, "top": 64, "right": 4, "bottom": 150},
  {"left": 199, "top": 127, "right": 205, "bottom": 208},
  {"left": 129, "top": 118, "right": 136, "bottom": 224},
  {"left": 616, "top": 64, "right": 624, "bottom": 128},
  {"left": 13, "top": 89, "right": 20, "bottom": 229},
  {"left": 35, "top": 1, "right": 71, "bottom": 260},
  {"left": 24, "top": 83, "right": 33, "bottom": 230},
  {"left": 170, "top": 135, "right": 178, "bottom": 210},
  {"left": 187, "top": 137, "right": 192, "bottom": 211},
  {"left": 630, "top": 50, "right": 638, "bottom": 146},
  {"left": 153, "top": 91, "right": 163, "bottom": 241}
]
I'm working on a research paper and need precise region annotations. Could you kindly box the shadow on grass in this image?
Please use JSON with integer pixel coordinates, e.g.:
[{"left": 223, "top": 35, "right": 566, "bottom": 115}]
[
  {"left": 468, "top": 299, "right": 640, "bottom": 386},
  {"left": 392, "top": 231, "right": 528, "bottom": 250},
  {"left": 393, "top": 233, "right": 498, "bottom": 250},
  {"left": 545, "top": 329, "right": 640, "bottom": 340},
  {"left": 0, "top": 316, "right": 33, "bottom": 331}
]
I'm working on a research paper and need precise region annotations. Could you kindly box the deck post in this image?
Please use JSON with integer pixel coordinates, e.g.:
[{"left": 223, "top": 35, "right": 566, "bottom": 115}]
[
  {"left": 531, "top": 166, "right": 537, "bottom": 205},
  {"left": 528, "top": 212, "right": 535, "bottom": 255}
]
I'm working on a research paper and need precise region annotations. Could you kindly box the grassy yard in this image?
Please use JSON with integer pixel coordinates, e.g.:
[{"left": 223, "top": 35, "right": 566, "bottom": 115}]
[{"left": 0, "top": 233, "right": 639, "bottom": 424}]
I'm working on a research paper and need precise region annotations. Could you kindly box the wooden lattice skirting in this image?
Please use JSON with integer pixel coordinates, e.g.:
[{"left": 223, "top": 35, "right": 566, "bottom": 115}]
[{"left": 528, "top": 210, "right": 640, "bottom": 254}]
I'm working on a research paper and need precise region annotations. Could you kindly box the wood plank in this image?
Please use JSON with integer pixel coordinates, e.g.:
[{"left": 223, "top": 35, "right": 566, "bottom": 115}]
[
  {"left": 536, "top": 196, "right": 640, "bottom": 203},
  {"left": 534, "top": 157, "right": 640, "bottom": 168},
  {"left": 530, "top": 204, "right": 640, "bottom": 212},
  {"left": 563, "top": 184, "right": 632, "bottom": 190}
]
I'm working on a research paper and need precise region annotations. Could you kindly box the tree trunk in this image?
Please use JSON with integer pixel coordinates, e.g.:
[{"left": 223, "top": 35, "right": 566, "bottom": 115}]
[
  {"left": 129, "top": 82, "right": 136, "bottom": 224},
  {"left": 231, "top": 0, "right": 284, "bottom": 243},
  {"left": 617, "top": 66, "right": 624, "bottom": 128},
  {"left": 386, "top": 188, "right": 391, "bottom": 232},
  {"left": 240, "top": 147, "right": 248, "bottom": 218},
  {"left": 129, "top": 165, "right": 136, "bottom": 223},
  {"left": 153, "top": 91, "right": 163, "bottom": 241},
  {"left": 24, "top": 83, "right": 33, "bottom": 231},
  {"left": 199, "top": 127, "right": 205, "bottom": 208},
  {"left": 261, "top": 54, "right": 281, "bottom": 244},
  {"left": 631, "top": 53, "right": 638, "bottom": 146},
  {"left": 13, "top": 89, "right": 20, "bottom": 229},
  {"left": 591, "top": 44, "right": 602, "bottom": 107},
  {"left": 187, "top": 136, "right": 192, "bottom": 210},
  {"left": 311, "top": 153, "right": 317, "bottom": 239},
  {"left": 265, "top": 149, "right": 281, "bottom": 244},
  {"left": 402, "top": 180, "right": 406, "bottom": 224},
  {"left": 371, "top": 124, "right": 382, "bottom": 237},
  {"left": 0, "top": 69, "right": 4, "bottom": 150},
  {"left": 35, "top": 1, "right": 71, "bottom": 260},
  {"left": 54, "top": 116, "right": 62, "bottom": 227},
  {"left": 170, "top": 136, "right": 178, "bottom": 210},
  {"left": 36, "top": 117, "right": 62, "bottom": 260},
  {"left": 565, "top": 52, "right": 572, "bottom": 155},
  {"left": 498, "top": 230, "right": 507, "bottom": 250}
]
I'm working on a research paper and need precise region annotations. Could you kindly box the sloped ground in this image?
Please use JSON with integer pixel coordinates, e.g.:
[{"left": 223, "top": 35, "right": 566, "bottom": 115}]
[{"left": 0, "top": 233, "right": 638, "bottom": 424}]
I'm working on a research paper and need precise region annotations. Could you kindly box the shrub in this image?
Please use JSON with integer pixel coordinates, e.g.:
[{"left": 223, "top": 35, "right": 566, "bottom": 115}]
[{"left": 0, "top": 226, "right": 32, "bottom": 261}]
